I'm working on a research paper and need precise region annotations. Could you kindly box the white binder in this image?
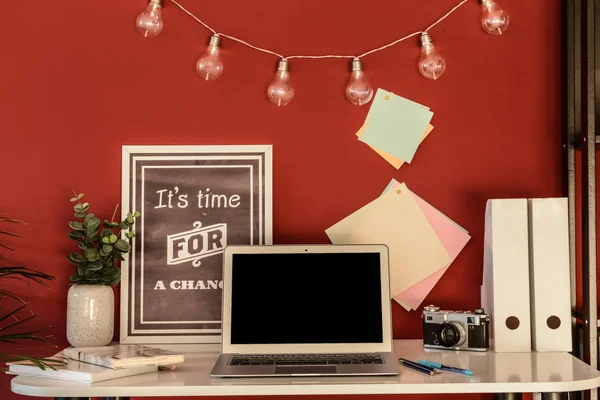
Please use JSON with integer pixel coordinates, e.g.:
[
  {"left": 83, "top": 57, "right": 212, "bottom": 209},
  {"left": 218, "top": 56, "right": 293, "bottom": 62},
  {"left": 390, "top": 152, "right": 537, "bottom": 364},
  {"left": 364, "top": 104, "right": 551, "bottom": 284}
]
[
  {"left": 481, "top": 199, "right": 532, "bottom": 352},
  {"left": 528, "top": 198, "right": 572, "bottom": 352}
]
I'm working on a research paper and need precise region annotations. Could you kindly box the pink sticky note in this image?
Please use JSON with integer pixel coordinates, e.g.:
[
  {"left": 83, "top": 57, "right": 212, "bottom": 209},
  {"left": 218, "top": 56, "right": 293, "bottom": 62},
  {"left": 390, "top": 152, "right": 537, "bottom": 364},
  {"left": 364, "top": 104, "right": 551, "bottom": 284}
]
[{"left": 388, "top": 181, "right": 471, "bottom": 310}]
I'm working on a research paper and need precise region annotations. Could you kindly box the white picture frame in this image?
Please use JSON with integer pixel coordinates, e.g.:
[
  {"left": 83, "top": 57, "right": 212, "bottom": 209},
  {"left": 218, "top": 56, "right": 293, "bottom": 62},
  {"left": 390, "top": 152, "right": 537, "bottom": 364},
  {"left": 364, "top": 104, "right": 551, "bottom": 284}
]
[{"left": 120, "top": 145, "right": 273, "bottom": 344}]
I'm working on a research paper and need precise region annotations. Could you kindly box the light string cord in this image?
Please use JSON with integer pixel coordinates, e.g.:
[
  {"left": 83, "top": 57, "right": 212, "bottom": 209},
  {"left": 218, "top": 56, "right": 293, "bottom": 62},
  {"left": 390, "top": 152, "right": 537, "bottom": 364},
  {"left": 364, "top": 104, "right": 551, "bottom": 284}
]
[{"left": 169, "top": 0, "right": 469, "bottom": 61}]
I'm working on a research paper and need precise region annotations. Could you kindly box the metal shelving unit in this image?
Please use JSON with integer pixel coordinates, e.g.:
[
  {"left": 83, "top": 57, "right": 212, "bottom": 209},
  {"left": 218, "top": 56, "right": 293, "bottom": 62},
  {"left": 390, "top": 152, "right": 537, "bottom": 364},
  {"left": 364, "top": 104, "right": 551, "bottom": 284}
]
[{"left": 565, "top": 1, "right": 598, "bottom": 399}]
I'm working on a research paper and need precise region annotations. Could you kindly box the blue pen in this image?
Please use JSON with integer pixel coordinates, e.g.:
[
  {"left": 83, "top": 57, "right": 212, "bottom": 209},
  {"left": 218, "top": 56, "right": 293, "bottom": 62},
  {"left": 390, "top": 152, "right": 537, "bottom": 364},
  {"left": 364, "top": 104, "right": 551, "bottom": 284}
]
[{"left": 418, "top": 360, "right": 473, "bottom": 376}]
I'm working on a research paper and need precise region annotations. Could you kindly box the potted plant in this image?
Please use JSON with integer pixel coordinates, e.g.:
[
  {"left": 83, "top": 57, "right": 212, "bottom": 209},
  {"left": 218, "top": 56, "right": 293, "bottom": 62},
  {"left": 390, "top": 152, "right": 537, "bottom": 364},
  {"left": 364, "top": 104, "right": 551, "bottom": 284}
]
[
  {"left": 66, "top": 193, "right": 140, "bottom": 347},
  {"left": 0, "top": 215, "right": 61, "bottom": 370}
]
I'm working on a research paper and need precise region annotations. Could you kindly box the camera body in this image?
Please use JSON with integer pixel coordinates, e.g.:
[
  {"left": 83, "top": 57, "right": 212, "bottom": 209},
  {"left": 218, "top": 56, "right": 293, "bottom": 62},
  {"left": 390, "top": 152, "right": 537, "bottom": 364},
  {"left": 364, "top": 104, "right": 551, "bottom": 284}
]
[{"left": 422, "top": 305, "right": 489, "bottom": 352}]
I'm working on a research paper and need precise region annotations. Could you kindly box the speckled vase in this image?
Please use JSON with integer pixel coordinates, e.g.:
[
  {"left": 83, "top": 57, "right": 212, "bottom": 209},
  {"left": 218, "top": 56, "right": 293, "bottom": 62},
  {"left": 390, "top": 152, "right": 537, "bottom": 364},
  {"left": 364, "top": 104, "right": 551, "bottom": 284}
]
[{"left": 66, "top": 284, "right": 114, "bottom": 347}]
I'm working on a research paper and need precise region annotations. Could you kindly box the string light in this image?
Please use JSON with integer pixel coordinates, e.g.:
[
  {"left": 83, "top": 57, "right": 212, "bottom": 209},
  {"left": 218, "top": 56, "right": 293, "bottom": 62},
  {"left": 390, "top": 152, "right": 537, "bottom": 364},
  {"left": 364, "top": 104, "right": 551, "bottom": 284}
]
[
  {"left": 137, "top": 0, "right": 507, "bottom": 106},
  {"left": 196, "top": 34, "right": 224, "bottom": 81},
  {"left": 418, "top": 32, "right": 446, "bottom": 81},
  {"left": 346, "top": 58, "right": 374, "bottom": 106},
  {"left": 480, "top": 0, "right": 510, "bottom": 35},
  {"left": 135, "top": 0, "right": 163, "bottom": 38},
  {"left": 267, "top": 59, "right": 295, "bottom": 107}
]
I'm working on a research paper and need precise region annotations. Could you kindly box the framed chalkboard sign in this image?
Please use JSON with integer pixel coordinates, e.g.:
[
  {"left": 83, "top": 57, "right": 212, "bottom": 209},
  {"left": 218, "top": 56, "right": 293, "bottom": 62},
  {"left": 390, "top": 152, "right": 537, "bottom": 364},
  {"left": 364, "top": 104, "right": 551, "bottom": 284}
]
[{"left": 120, "top": 145, "right": 272, "bottom": 344}]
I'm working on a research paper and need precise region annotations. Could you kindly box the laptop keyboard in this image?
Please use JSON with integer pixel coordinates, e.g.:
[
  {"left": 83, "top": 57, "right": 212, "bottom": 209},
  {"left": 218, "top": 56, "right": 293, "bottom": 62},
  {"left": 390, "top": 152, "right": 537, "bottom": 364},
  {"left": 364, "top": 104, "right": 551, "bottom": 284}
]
[{"left": 228, "top": 353, "right": 384, "bottom": 366}]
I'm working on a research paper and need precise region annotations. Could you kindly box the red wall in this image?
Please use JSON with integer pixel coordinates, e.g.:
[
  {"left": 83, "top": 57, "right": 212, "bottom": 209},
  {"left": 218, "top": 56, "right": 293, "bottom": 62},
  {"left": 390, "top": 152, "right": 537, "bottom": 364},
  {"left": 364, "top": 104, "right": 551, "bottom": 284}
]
[{"left": 0, "top": 1, "right": 561, "bottom": 399}]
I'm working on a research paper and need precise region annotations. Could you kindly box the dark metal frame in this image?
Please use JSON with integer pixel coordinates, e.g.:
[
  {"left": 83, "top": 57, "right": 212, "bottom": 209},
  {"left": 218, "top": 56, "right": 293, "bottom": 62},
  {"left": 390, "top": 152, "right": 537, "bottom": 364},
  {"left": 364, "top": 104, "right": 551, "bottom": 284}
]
[{"left": 565, "top": 1, "right": 598, "bottom": 400}]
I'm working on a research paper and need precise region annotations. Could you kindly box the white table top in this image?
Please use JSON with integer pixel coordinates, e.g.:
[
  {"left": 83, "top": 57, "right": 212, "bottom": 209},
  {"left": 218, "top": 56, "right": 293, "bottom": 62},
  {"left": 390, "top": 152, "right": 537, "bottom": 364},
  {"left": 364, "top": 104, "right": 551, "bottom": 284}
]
[{"left": 11, "top": 340, "right": 600, "bottom": 397}]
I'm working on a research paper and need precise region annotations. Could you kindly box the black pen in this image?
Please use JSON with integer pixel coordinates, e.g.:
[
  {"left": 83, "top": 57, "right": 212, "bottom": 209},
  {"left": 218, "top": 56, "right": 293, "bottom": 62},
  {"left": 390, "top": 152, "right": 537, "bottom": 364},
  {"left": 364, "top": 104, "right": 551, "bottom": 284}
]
[{"left": 398, "top": 358, "right": 436, "bottom": 376}]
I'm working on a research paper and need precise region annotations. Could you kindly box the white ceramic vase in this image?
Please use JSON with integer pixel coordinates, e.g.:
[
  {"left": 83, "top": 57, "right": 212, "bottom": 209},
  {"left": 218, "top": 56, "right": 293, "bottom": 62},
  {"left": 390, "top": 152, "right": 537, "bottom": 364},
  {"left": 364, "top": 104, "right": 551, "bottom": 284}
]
[{"left": 66, "top": 284, "right": 114, "bottom": 347}]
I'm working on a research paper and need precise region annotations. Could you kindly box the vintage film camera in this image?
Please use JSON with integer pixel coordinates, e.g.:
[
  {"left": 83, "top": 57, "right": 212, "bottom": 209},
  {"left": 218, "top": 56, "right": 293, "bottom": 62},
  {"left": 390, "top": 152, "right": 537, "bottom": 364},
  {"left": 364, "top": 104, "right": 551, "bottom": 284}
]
[{"left": 422, "top": 305, "right": 489, "bottom": 352}]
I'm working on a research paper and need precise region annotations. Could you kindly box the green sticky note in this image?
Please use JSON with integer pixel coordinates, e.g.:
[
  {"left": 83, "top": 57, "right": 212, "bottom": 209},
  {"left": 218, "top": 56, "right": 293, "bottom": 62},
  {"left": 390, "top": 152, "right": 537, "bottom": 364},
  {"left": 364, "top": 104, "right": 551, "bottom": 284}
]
[{"left": 359, "top": 89, "right": 434, "bottom": 163}]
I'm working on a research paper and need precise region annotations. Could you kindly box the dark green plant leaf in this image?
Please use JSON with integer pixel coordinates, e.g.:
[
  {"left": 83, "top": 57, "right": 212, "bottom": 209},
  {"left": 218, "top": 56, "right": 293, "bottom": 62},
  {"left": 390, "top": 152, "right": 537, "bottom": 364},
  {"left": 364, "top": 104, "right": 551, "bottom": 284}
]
[
  {"left": 80, "top": 204, "right": 90, "bottom": 213},
  {"left": 73, "top": 204, "right": 83, "bottom": 212},
  {"left": 77, "top": 266, "right": 92, "bottom": 276},
  {"left": 101, "top": 229, "right": 112, "bottom": 238},
  {"left": 88, "top": 234, "right": 100, "bottom": 242},
  {"left": 114, "top": 252, "right": 125, "bottom": 261},
  {"left": 68, "top": 231, "right": 84, "bottom": 240},
  {"left": 102, "top": 220, "right": 112, "bottom": 228},
  {"left": 70, "top": 274, "right": 85, "bottom": 282},
  {"left": 120, "top": 221, "right": 129, "bottom": 229},
  {"left": 85, "top": 213, "right": 95, "bottom": 220},
  {"left": 109, "top": 222, "right": 119, "bottom": 228},
  {"left": 77, "top": 241, "right": 87, "bottom": 250},
  {"left": 85, "top": 261, "right": 103, "bottom": 271},
  {"left": 74, "top": 212, "right": 85, "bottom": 218},
  {"left": 84, "top": 248, "right": 100, "bottom": 262},
  {"left": 109, "top": 234, "right": 118, "bottom": 244},
  {"left": 67, "top": 253, "right": 85, "bottom": 266},
  {"left": 100, "top": 244, "right": 112, "bottom": 256},
  {"left": 68, "top": 221, "right": 84, "bottom": 231},
  {"left": 115, "top": 239, "right": 131, "bottom": 252}
]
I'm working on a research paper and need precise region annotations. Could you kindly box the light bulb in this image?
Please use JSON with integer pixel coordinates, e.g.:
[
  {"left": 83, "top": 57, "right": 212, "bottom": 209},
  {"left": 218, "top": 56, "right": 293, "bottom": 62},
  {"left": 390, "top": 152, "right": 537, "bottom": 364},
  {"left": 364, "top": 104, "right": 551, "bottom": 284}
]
[
  {"left": 267, "top": 59, "right": 294, "bottom": 107},
  {"left": 480, "top": 0, "right": 509, "bottom": 35},
  {"left": 136, "top": 0, "right": 163, "bottom": 38},
  {"left": 345, "top": 58, "right": 373, "bottom": 106},
  {"left": 418, "top": 32, "right": 446, "bottom": 80},
  {"left": 196, "top": 35, "right": 224, "bottom": 81}
]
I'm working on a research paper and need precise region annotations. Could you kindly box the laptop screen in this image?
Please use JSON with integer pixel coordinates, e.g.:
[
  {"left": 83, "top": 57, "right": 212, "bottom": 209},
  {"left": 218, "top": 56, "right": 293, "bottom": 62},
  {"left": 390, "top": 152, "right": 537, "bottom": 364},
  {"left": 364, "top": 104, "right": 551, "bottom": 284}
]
[{"left": 230, "top": 252, "right": 383, "bottom": 345}]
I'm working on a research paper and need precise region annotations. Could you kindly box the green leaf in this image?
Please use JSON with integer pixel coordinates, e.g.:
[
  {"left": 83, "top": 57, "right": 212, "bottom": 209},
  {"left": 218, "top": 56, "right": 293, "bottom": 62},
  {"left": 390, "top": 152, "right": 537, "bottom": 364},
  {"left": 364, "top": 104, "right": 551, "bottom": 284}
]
[
  {"left": 74, "top": 204, "right": 83, "bottom": 212},
  {"left": 85, "top": 217, "right": 100, "bottom": 234},
  {"left": 68, "top": 231, "right": 84, "bottom": 240},
  {"left": 101, "top": 237, "right": 110, "bottom": 244},
  {"left": 77, "top": 193, "right": 84, "bottom": 200},
  {"left": 85, "top": 261, "right": 103, "bottom": 271},
  {"left": 67, "top": 252, "right": 85, "bottom": 266},
  {"left": 127, "top": 231, "right": 136, "bottom": 239},
  {"left": 68, "top": 221, "right": 84, "bottom": 231},
  {"left": 115, "top": 239, "right": 131, "bottom": 252},
  {"left": 127, "top": 216, "right": 134, "bottom": 224},
  {"left": 70, "top": 274, "right": 85, "bottom": 282},
  {"left": 120, "top": 221, "right": 129, "bottom": 230},
  {"left": 100, "top": 244, "right": 113, "bottom": 256},
  {"left": 133, "top": 211, "right": 141, "bottom": 218},
  {"left": 102, "top": 220, "right": 112, "bottom": 228},
  {"left": 80, "top": 204, "right": 90, "bottom": 213},
  {"left": 85, "top": 213, "right": 95, "bottom": 220},
  {"left": 77, "top": 241, "right": 87, "bottom": 250},
  {"left": 109, "top": 234, "right": 118, "bottom": 244},
  {"left": 110, "top": 222, "right": 119, "bottom": 228},
  {"left": 85, "top": 248, "right": 100, "bottom": 262},
  {"left": 101, "top": 229, "right": 112, "bottom": 238},
  {"left": 74, "top": 212, "right": 85, "bottom": 218},
  {"left": 127, "top": 212, "right": 132, "bottom": 218},
  {"left": 114, "top": 252, "right": 125, "bottom": 261},
  {"left": 77, "top": 266, "right": 92, "bottom": 276},
  {"left": 69, "top": 197, "right": 78, "bottom": 203}
]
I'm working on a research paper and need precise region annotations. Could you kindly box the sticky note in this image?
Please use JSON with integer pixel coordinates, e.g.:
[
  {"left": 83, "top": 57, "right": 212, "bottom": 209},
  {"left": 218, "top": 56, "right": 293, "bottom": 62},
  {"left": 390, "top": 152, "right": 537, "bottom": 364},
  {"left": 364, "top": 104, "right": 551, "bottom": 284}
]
[
  {"left": 358, "top": 89, "right": 434, "bottom": 163},
  {"left": 382, "top": 179, "right": 471, "bottom": 311},
  {"left": 325, "top": 184, "right": 451, "bottom": 297},
  {"left": 357, "top": 123, "right": 434, "bottom": 169}
]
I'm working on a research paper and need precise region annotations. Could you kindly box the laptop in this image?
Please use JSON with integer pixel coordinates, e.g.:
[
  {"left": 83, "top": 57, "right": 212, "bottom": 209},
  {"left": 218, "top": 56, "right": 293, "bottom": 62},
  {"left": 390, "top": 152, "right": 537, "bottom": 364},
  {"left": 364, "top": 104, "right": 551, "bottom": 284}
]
[{"left": 210, "top": 244, "right": 399, "bottom": 377}]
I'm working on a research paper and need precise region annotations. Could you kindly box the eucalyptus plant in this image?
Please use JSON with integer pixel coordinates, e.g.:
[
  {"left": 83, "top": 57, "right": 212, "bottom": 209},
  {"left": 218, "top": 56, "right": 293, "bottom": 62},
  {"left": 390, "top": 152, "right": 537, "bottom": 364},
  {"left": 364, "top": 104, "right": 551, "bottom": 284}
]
[{"left": 67, "top": 193, "right": 140, "bottom": 286}]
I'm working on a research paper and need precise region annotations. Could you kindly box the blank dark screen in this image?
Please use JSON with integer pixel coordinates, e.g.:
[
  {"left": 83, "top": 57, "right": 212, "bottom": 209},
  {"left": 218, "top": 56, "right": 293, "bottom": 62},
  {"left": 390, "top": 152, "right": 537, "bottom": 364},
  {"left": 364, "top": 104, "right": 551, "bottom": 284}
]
[{"left": 230, "top": 252, "right": 383, "bottom": 344}]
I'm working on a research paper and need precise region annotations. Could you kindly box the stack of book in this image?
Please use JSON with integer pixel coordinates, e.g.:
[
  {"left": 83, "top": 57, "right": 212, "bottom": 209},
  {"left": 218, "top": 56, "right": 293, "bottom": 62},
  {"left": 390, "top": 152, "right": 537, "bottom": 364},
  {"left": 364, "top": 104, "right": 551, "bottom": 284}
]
[{"left": 6, "top": 344, "right": 184, "bottom": 383}]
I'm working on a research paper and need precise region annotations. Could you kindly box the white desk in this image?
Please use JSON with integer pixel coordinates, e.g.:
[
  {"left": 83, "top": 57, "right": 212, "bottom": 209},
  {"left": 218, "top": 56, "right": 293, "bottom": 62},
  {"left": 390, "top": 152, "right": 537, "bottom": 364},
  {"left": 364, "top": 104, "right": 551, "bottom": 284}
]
[{"left": 11, "top": 340, "right": 600, "bottom": 398}]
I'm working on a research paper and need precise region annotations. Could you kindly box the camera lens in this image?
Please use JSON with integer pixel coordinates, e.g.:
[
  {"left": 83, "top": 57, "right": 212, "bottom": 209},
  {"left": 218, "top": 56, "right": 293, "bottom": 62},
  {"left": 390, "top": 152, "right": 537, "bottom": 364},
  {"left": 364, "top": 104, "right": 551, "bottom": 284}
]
[{"left": 437, "top": 322, "right": 466, "bottom": 347}]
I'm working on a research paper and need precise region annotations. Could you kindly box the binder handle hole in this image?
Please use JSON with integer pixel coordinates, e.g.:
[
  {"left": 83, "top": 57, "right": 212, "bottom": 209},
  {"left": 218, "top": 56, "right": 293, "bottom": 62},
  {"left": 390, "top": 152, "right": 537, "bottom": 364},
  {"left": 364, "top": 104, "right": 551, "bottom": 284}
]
[
  {"left": 547, "top": 315, "right": 561, "bottom": 330},
  {"left": 505, "top": 316, "right": 520, "bottom": 330}
]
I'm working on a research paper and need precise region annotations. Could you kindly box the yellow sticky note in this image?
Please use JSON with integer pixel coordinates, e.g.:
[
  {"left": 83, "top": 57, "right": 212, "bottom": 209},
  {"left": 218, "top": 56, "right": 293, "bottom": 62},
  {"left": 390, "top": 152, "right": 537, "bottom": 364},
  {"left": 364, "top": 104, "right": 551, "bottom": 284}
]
[
  {"left": 356, "top": 123, "right": 434, "bottom": 169},
  {"left": 325, "top": 183, "right": 451, "bottom": 297}
]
